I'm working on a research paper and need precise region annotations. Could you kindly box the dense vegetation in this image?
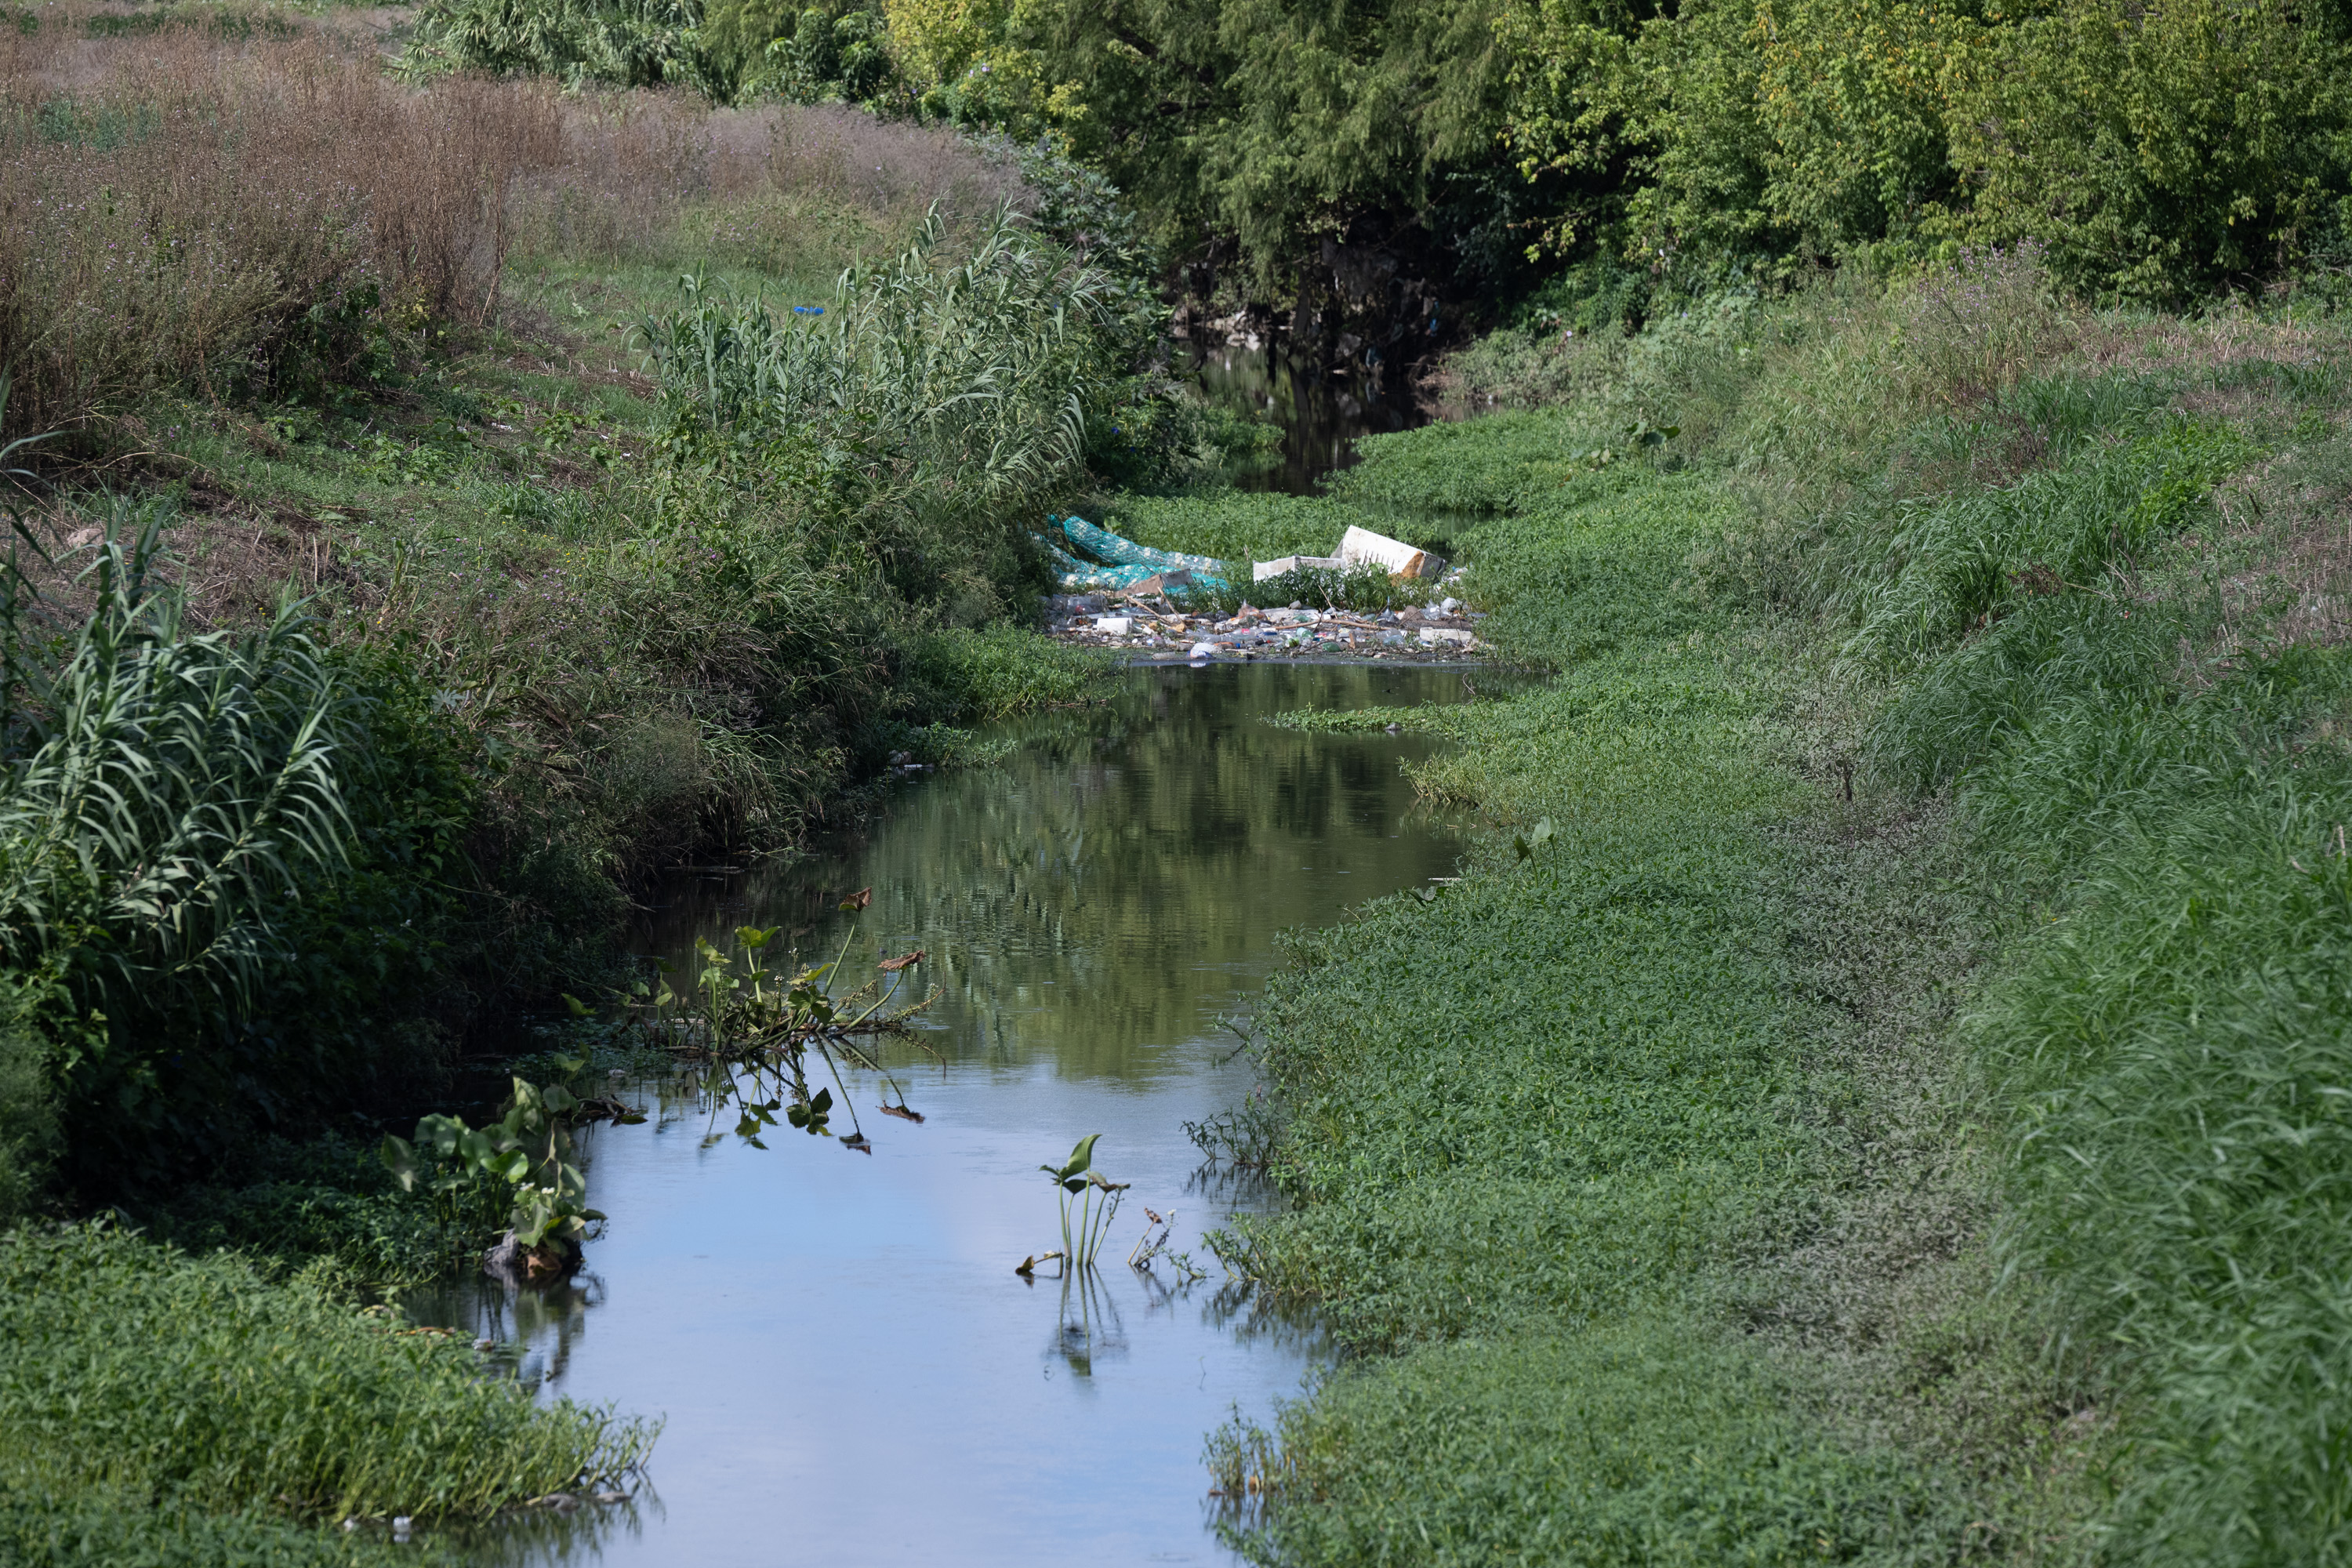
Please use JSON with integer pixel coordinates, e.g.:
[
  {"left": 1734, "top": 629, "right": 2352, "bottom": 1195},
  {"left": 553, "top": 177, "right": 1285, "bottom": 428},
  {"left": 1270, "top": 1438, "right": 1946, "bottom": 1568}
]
[
  {"left": 0, "top": 13, "right": 1203, "bottom": 1203},
  {"left": 397, "top": 0, "right": 2352, "bottom": 332},
  {"left": 10, "top": 0, "right": 2352, "bottom": 1558},
  {"left": 1090, "top": 253, "right": 2352, "bottom": 1562},
  {"left": 0, "top": 8, "right": 1208, "bottom": 1556}
]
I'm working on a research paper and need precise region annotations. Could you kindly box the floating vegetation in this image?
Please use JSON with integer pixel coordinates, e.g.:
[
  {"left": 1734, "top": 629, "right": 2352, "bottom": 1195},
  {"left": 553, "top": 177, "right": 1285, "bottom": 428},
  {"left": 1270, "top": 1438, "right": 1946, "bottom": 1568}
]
[{"left": 639, "top": 888, "right": 937, "bottom": 1152}]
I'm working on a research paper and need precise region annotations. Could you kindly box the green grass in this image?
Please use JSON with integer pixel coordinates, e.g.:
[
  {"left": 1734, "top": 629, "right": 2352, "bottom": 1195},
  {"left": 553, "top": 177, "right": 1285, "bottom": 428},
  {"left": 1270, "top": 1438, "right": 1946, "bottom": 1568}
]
[
  {"left": 1214, "top": 1318, "right": 1971, "bottom": 1566},
  {"left": 1213, "top": 277, "right": 2352, "bottom": 1563},
  {"left": 0, "top": 1224, "right": 652, "bottom": 1523},
  {"left": 1212, "top": 445, "right": 2002, "bottom": 1559}
]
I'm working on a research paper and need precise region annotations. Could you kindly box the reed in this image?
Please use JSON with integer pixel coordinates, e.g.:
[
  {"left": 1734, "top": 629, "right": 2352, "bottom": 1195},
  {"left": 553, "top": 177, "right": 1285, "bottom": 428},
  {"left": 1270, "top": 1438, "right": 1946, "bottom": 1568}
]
[{"left": 640, "top": 205, "right": 1133, "bottom": 514}]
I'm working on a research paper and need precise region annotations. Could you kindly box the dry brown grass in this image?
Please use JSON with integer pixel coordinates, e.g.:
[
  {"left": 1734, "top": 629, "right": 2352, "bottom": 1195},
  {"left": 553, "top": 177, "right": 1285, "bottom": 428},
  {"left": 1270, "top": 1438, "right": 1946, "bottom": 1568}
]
[
  {"left": 0, "top": 9, "right": 1029, "bottom": 440},
  {"left": 2193, "top": 442, "right": 2352, "bottom": 655},
  {"left": 0, "top": 14, "right": 566, "bottom": 437},
  {"left": 507, "top": 93, "right": 1024, "bottom": 276}
]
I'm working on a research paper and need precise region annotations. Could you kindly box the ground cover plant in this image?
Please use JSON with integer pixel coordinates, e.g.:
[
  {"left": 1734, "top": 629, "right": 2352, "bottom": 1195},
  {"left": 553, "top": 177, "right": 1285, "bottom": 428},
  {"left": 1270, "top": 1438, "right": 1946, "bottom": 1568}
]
[
  {"left": 1193, "top": 251, "right": 2352, "bottom": 1564},
  {"left": 0, "top": 1222, "right": 649, "bottom": 1541}
]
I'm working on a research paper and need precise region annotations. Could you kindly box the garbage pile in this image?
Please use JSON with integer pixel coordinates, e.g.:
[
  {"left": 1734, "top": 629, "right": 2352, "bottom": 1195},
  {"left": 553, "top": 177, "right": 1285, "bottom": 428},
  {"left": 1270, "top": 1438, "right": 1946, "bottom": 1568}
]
[
  {"left": 1033, "top": 515, "right": 1448, "bottom": 597},
  {"left": 1036, "top": 515, "right": 1482, "bottom": 662}
]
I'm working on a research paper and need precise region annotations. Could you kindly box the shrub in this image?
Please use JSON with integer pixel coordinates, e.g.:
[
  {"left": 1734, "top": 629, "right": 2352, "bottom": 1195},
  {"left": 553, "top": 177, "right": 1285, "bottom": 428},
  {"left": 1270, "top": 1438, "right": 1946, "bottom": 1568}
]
[
  {"left": 0, "top": 518, "right": 475, "bottom": 1190},
  {"left": 1496, "top": 0, "right": 2352, "bottom": 302}
]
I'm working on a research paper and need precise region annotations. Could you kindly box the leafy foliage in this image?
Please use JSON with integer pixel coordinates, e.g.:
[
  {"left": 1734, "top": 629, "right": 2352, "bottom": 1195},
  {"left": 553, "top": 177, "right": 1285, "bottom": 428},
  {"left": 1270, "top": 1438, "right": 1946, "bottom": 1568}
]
[
  {"left": 1498, "top": 0, "right": 2352, "bottom": 302},
  {"left": 138, "top": 1134, "right": 508, "bottom": 1292},
  {"left": 383, "top": 1075, "right": 607, "bottom": 1260},
  {"left": 400, "top": 0, "right": 901, "bottom": 103},
  {"left": 0, "top": 1482, "right": 430, "bottom": 1568}
]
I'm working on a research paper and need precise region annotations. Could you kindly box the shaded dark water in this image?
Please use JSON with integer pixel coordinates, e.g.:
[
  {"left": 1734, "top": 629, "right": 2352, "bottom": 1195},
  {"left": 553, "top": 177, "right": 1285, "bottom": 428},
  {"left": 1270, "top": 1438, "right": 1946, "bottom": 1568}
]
[
  {"left": 412, "top": 662, "right": 1487, "bottom": 1566},
  {"left": 1186, "top": 343, "right": 1436, "bottom": 495}
]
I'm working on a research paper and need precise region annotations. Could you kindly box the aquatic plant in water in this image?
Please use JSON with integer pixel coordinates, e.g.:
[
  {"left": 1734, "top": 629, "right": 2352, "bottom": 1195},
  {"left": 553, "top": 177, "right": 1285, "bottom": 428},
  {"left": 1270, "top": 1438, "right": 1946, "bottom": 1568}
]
[
  {"left": 641, "top": 888, "right": 934, "bottom": 1151},
  {"left": 1040, "top": 1134, "right": 1128, "bottom": 1269},
  {"left": 381, "top": 1069, "right": 613, "bottom": 1279}
]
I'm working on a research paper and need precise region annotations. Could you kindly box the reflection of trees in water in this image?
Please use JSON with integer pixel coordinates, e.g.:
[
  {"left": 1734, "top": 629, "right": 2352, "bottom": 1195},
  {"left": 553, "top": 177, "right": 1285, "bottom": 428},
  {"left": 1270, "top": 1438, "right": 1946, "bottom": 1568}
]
[
  {"left": 400, "top": 1269, "right": 601, "bottom": 1394},
  {"left": 643, "top": 666, "right": 1477, "bottom": 1081}
]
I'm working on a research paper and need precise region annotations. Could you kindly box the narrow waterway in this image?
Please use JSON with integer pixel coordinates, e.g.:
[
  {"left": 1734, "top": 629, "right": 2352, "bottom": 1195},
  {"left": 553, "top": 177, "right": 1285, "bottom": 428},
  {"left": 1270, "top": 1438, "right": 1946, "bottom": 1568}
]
[
  {"left": 415, "top": 661, "right": 1490, "bottom": 1566},
  {"left": 1184, "top": 342, "right": 1436, "bottom": 494}
]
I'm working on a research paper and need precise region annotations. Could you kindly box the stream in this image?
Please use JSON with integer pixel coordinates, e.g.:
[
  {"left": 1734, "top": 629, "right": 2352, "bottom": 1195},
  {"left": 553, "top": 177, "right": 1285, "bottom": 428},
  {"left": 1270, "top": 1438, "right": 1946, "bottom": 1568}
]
[
  {"left": 412, "top": 661, "right": 1489, "bottom": 1565},
  {"left": 1184, "top": 342, "right": 1436, "bottom": 495}
]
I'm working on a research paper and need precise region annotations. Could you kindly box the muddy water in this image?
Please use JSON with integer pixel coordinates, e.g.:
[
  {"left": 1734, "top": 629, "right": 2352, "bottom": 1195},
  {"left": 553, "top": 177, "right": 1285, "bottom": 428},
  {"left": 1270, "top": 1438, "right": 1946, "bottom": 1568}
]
[{"left": 415, "top": 662, "right": 1484, "bottom": 1566}]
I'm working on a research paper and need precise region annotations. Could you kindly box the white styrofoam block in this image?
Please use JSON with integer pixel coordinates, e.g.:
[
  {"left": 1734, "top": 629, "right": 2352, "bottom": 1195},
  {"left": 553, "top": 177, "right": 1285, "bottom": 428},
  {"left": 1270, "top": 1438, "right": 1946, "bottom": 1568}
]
[
  {"left": 1338, "top": 525, "right": 1447, "bottom": 579},
  {"left": 1252, "top": 555, "right": 1344, "bottom": 582}
]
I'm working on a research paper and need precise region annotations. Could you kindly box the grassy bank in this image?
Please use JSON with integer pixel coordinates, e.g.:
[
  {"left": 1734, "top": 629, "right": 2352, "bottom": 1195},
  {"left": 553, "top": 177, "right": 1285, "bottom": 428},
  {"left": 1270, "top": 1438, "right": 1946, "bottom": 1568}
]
[
  {"left": 1152, "top": 270, "right": 2352, "bottom": 1562},
  {"left": 0, "top": 7, "right": 1207, "bottom": 1555},
  {"left": 0, "top": 5, "right": 1179, "bottom": 1200}
]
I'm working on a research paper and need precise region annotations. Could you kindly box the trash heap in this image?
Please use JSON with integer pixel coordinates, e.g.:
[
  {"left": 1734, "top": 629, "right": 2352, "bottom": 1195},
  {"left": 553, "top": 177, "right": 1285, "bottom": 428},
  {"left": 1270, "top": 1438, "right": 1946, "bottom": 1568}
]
[
  {"left": 1036, "top": 515, "right": 1483, "bottom": 662},
  {"left": 1033, "top": 515, "right": 1448, "bottom": 597}
]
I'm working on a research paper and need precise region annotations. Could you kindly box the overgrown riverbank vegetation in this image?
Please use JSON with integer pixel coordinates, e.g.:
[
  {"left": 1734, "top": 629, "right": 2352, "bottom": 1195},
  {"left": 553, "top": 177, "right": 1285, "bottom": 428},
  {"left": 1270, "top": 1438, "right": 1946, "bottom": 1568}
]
[
  {"left": 1138, "top": 255, "right": 2352, "bottom": 1563},
  {"left": 0, "top": 5, "right": 1218, "bottom": 1554},
  {"left": 12, "top": 0, "right": 2352, "bottom": 1555}
]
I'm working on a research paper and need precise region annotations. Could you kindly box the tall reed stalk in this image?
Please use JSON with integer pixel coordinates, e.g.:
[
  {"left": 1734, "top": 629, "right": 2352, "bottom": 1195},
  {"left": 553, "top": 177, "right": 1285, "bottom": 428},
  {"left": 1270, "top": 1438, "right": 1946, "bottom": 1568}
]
[
  {"left": 0, "top": 512, "right": 354, "bottom": 1014},
  {"left": 640, "top": 205, "right": 1129, "bottom": 512}
]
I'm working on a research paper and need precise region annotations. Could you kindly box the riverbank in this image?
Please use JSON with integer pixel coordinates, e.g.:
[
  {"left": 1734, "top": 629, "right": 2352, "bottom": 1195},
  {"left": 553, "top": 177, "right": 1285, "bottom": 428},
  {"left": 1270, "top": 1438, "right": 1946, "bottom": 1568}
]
[
  {"left": 1200, "top": 276, "right": 2352, "bottom": 1562},
  {"left": 0, "top": 14, "right": 1203, "bottom": 1558}
]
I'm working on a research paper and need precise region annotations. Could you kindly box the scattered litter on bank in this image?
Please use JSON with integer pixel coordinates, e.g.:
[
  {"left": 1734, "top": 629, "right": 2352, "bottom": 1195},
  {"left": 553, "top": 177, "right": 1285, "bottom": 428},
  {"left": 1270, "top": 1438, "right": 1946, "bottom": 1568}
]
[{"left": 1037, "top": 514, "right": 1481, "bottom": 662}]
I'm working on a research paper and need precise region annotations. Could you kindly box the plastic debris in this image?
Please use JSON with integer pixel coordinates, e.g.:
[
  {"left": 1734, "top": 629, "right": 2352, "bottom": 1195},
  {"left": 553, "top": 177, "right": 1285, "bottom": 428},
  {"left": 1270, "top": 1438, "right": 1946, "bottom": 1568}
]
[
  {"left": 1042, "top": 515, "right": 1234, "bottom": 592},
  {"left": 1338, "top": 524, "right": 1446, "bottom": 579},
  {"left": 1253, "top": 554, "right": 1345, "bottom": 581},
  {"left": 1057, "top": 515, "right": 1232, "bottom": 579}
]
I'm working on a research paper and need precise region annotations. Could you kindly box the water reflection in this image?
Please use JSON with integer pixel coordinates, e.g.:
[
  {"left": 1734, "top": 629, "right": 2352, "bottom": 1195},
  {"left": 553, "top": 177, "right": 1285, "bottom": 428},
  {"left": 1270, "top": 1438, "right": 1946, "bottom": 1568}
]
[
  {"left": 414, "top": 662, "right": 1489, "bottom": 1566},
  {"left": 641, "top": 662, "right": 1489, "bottom": 1083},
  {"left": 1185, "top": 343, "right": 1435, "bottom": 494}
]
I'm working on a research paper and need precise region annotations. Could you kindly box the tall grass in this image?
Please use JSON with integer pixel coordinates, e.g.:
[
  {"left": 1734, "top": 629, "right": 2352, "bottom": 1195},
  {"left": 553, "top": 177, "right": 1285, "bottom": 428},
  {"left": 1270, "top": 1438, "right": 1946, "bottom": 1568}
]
[
  {"left": 0, "top": 20, "right": 564, "bottom": 435},
  {"left": 642, "top": 206, "right": 1131, "bottom": 510},
  {"left": 0, "top": 520, "right": 351, "bottom": 1021},
  {"left": 506, "top": 94, "right": 1023, "bottom": 278}
]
